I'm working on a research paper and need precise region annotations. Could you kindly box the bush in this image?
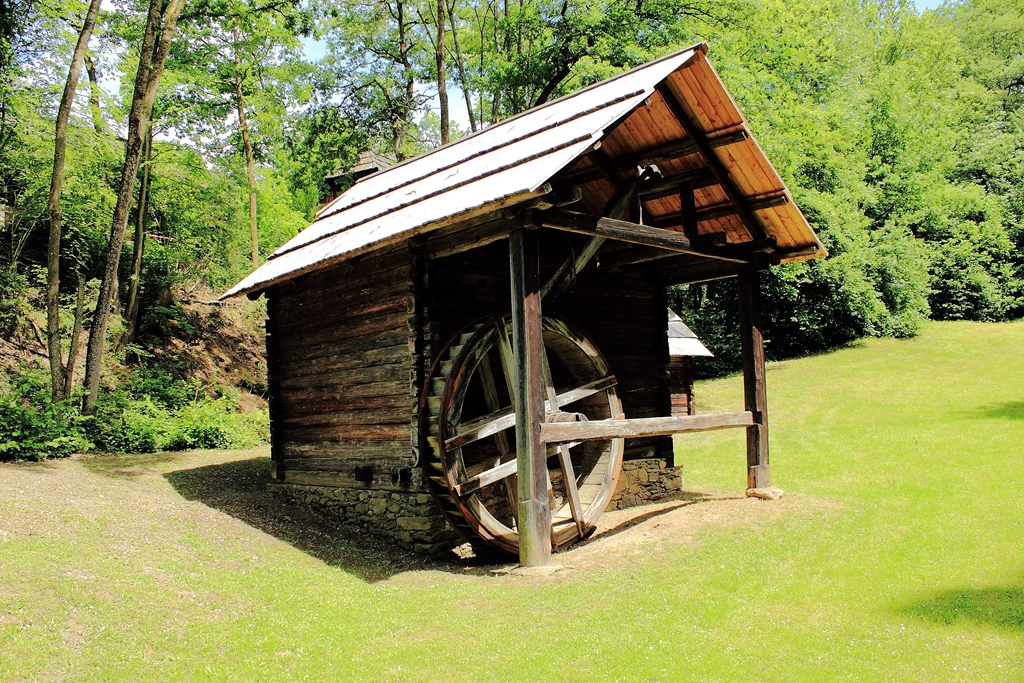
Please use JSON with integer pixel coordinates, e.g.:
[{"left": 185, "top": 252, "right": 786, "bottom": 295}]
[{"left": 0, "top": 370, "right": 91, "bottom": 461}]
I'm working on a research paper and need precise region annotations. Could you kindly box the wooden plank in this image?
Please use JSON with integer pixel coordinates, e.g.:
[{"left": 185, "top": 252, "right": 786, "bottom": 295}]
[
  {"left": 738, "top": 271, "right": 770, "bottom": 489},
  {"left": 649, "top": 193, "right": 789, "bottom": 230},
  {"left": 538, "top": 209, "right": 754, "bottom": 264},
  {"left": 509, "top": 228, "right": 551, "bottom": 566},
  {"left": 445, "top": 376, "right": 617, "bottom": 449},
  {"left": 654, "top": 82, "right": 767, "bottom": 241},
  {"left": 540, "top": 411, "right": 754, "bottom": 443}
]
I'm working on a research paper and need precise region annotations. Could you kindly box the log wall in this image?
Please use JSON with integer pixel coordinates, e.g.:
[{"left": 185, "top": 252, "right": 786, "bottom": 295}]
[
  {"left": 265, "top": 244, "right": 424, "bottom": 491},
  {"left": 264, "top": 228, "right": 676, "bottom": 491},
  {"left": 669, "top": 356, "right": 696, "bottom": 416}
]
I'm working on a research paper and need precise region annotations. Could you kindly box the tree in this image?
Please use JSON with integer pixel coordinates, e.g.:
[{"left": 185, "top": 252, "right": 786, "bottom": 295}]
[
  {"left": 44, "top": 0, "right": 101, "bottom": 402},
  {"left": 82, "top": 0, "right": 187, "bottom": 413}
]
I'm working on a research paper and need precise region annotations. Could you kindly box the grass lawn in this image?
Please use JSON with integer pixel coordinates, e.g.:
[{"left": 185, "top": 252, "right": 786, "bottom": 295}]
[{"left": 2, "top": 319, "right": 1023, "bottom": 681}]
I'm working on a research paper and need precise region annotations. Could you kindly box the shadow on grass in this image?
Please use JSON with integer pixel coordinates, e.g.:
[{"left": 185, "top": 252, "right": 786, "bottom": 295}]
[
  {"left": 904, "top": 586, "right": 1024, "bottom": 631},
  {"left": 158, "top": 455, "right": 735, "bottom": 583},
  {"left": 968, "top": 401, "right": 1024, "bottom": 421},
  {"left": 162, "top": 456, "right": 509, "bottom": 582}
]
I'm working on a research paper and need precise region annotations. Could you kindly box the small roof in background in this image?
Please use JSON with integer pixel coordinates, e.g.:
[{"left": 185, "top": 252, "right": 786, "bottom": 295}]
[{"left": 668, "top": 309, "right": 713, "bottom": 357}]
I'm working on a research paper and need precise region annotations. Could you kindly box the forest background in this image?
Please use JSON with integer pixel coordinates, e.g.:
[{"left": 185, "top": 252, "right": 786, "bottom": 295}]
[{"left": 0, "top": 0, "right": 1021, "bottom": 459}]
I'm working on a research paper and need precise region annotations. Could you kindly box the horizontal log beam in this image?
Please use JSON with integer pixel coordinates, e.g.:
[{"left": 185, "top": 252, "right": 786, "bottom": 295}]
[
  {"left": 655, "top": 255, "right": 771, "bottom": 285},
  {"left": 540, "top": 411, "right": 755, "bottom": 443},
  {"left": 637, "top": 170, "right": 717, "bottom": 202},
  {"left": 559, "top": 133, "right": 750, "bottom": 188},
  {"left": 649, "top": 193, "right": 790, "bottom": 230},
  {"left": 537, "top": 209, "right": 755, "bottom": 264}
]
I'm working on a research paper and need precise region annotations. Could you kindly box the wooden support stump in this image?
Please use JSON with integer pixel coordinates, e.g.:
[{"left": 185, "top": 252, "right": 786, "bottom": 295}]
[
  {"left": 738, "top": 271, "right": 772, "bottom": 493},
  {"left": 509, "top": 228, "right": 551, "bottom": 566}
]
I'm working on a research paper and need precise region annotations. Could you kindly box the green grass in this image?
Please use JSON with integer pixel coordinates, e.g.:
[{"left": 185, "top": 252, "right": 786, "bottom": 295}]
[{"left": 2, "top": 320, "right": 1023, "bottom": 681}]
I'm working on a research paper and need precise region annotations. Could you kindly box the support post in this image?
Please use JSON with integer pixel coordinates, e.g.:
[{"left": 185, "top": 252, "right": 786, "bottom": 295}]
[
  {"left": 509, "top": 228, "right": 551, "bottom": 566},
  {"left": 737, "top": 271, "right": 770, "bottom": 491}
]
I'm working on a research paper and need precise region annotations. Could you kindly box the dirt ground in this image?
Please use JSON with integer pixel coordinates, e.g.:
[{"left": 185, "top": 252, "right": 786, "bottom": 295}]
[{"left": 0, "top": 448, "right": 811, "bottom": 582}]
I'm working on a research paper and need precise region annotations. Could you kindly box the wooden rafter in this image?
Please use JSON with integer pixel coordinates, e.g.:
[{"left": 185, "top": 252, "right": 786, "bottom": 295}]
[
  {"left": 653, "top": 83, "right": 767, "bottom": 241},
  {"left": 650, "top": 193, "right": 789, "bottom": 230}
]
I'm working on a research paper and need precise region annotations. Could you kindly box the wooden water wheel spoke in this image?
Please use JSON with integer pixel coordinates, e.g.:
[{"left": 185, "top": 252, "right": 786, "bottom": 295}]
[
  {"left": 541, "top": 339, "right": 586, "bottom": 536},
  {"left": 445, "top": 376, "right": 618, "bottom": 450},
  {"left": 420, "top": 314, "right": 625, "bottom": 555}
]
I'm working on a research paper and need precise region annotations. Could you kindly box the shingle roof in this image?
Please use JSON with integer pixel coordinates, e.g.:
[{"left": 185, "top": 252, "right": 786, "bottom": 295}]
[
  {"left": 668, "top": 309, "right": 713, "bottom": 357},
  {"left": 223, "top": 44, "right": 823, "bottom": 299}
]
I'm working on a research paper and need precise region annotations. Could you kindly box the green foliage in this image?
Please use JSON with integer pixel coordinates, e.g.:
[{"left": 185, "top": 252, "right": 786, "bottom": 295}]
[{"left": 0, "top": 369, "right": 91, "bottom": 460}]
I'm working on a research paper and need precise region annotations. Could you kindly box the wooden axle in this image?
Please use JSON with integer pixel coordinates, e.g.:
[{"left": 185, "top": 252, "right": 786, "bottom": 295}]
[{"left": 540, "top": 411, "right": 754, "bottom": 443}]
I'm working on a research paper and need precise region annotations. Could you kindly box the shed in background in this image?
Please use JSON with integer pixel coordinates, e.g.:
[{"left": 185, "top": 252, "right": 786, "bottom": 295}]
[{"left": 667, "top": 309, "right": 713, "bottom": 416}]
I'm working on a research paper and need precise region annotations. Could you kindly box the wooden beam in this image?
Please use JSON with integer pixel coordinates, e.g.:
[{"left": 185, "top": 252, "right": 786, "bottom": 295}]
[
  {"left": 637, "top": 169, "right": 717, "bottom": 202},
  {"left": 612, "top": 130, "right": 749, "bottom": 171},
  {"left": 650, "top": 193, "right": 790, "bottom": 230},
  {"left": 738, "top": 271, "right": 770, "bottom": 490},
  {"left": 509, "top": 228, "right": 551, "bottom": 566},
  {"left": 602, "top": 233, "right": 727, "bottom": 268},
  {"left": 654, "top": 83, "right": 767, "bottom": 240},
  {"left": 538, "top": 209, "right": 755, "bottom": 264},
  {"left": 655, "top": 255, "right": 770, "bottom": 285},
  {"left": 558, "top": 133, "right": 748, "bottom": 187},
  {"left": 540, "top": 411, "right": 754, "bottom": 443},
  {"left": 541, "top": 166, "right": 658, "bottom": 302},
  {"left": 681, "top": 181, "right": 698, "bottom": 237}
]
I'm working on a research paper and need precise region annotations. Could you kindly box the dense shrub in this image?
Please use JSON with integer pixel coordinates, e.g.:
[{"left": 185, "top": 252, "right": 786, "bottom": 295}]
[
  {"left": 0, "top": 367, "right": 268, "bottom": 460},
  {"left": 0, "top": 370, "right": 90, "bottom": 460}
]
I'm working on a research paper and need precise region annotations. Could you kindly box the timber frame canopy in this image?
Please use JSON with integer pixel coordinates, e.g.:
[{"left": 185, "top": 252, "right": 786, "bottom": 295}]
[
  {"left": 223, "top": 42, "right": 824, "bottom": 301},
  {"left": 224, "top": 43, "right": 825, "bottom": 567}
]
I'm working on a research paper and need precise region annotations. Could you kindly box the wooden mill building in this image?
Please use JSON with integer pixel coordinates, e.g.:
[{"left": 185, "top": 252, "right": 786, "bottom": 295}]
[{"left": 224, "top": 44, "right": 825, "bottom": 564}]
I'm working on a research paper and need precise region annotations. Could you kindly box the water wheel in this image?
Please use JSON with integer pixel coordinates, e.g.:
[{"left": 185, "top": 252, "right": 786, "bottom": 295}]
[{"left": 419, "top": 314, "right": 624, "bottom": 555}]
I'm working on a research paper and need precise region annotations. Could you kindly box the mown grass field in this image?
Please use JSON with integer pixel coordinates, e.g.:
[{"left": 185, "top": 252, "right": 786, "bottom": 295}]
[{"left": 1, "top": 320, "right": 1022, "bottom": 681}]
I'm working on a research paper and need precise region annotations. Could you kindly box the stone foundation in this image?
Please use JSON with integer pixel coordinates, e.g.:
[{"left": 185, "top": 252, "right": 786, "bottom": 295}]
[
  {"left": 267, "top": 484, "right": 460, "bottom": 554},
  {"left": 607, "top": 458, "right": 683, "bottom": 511}
]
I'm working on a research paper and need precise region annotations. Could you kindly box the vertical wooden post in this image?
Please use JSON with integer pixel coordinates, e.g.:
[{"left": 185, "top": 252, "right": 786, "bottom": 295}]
[
  {"left": 265, "top": 296, "right": 284, "bottom": 481},
  {"left": 509, "top": 228, "right": 551, "bottom": 566},
  {"left": 680, "top": 182, "right": 698, "bottom": 237},
  {"left": 737, "top": 271, "right": 770, "bottom": 491}
]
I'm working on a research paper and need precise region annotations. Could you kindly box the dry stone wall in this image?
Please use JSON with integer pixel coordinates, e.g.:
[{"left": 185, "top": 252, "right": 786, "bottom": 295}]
[
  {"left": 607, "top": 458, "right": 683, "bottom": 510},
  {"left": 267, "top": 483, "right": 459, "bottom": 554}
]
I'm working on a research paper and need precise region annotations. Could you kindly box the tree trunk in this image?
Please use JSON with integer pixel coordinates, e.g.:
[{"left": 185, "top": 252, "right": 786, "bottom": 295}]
[
  {"left": 82, "top": 0, "right": 187, "bottom": 414},
  {"left": 393, "top": 0, "right": 414, "bottom": 156},
  {"left": 62, "top": 275, "right": 86, "bottom": 399},
  {"left": 123, "top": 128, "right": 151, "bottom": 346},
  {"left": 447, "top": 0, "right": 476, "bottom": 133},
  {"left": 233, "top": 40, "right": 259, "bottom": 269},
  {"left": 45, "top": 0, "right": 101, "bottom": 403},
  {"left": 85, "top": 52, "right": 105, "bottom": 135},
  {"left": 435, "top": 0, "right": 449, "bottom": 145}
]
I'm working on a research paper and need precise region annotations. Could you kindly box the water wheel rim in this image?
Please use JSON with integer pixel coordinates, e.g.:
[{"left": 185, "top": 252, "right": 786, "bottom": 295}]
[{"left": 432, "top": 313, "right": 624, "bottom": 554}]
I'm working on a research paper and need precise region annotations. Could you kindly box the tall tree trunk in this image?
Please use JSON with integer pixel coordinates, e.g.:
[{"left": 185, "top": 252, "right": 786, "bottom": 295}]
[
  {"left": 45, "top": 0, "right": 101, "bottom": 404},
  {"left": 62, "top": 275, "right": 86, "bottom": 399},
  {"left": 233, "top": 40, "right": 259, "bottom": 269},
  {"left": 85, "top": 52, "right": 105, "bottom": 135},
  {"left": 393, "top": 0, "right": 414, "bottom": 156},
  {"left": 82, "top": 0, "right": 187, "bottom": 414},
  {"left": 447, "top": 0, "right": 476, "bottom": 133},
  {"left": 435, "top": 0, "right": 449, "bottom": 145},
  {"left": 123, "top": 128, "right": 151, "bottom": 346}
]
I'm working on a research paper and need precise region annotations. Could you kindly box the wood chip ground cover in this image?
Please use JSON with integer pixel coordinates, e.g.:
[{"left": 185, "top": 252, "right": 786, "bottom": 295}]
[{"left": 1, "top": 319, "right": 1022, "bottom": 681}]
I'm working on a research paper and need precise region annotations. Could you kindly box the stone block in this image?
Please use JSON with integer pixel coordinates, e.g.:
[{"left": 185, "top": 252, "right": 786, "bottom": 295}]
[{"left": 397, "top": 516, "right": 433, "bottom": 531}]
